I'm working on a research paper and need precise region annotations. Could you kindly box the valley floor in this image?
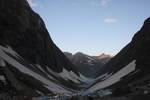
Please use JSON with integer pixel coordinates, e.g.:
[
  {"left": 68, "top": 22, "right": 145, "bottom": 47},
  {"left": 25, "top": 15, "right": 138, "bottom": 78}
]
[
  {"left": 1, "top": 93, "right": 150, "bottom": 100},
  {"left": 94, "top": 97, "right": 129, "bottom": 100}
]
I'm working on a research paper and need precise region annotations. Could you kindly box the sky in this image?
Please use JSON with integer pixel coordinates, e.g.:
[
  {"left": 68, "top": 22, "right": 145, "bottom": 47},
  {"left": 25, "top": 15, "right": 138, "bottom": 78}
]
[{"left": 27, "top": 0, "right": 150, "bottom": 56}]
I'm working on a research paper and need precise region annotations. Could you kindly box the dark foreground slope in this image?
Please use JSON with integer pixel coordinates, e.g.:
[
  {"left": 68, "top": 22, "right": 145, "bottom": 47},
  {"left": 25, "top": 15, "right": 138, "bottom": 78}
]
[{"left": 0, "top": 0, "right": 82, "bottom": 97}]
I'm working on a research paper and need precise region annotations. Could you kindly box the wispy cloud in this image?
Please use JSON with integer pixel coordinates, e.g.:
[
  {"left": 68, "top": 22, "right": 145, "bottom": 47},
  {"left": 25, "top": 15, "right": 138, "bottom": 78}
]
[
  {"left": 100, "top": 0, "right": 109, "bottom": 6},
  {"left": 92, "top": 0, "right": 111, "bottom": 7},
  {"left": 27, "top": 0, "right": 37, "bottom": 7},
  {"left": 104, "top": 17, "right": 118, "bottom": 23}
]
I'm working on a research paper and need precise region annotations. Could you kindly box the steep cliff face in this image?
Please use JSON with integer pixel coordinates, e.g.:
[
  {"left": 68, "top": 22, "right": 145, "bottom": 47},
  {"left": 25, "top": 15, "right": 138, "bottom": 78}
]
[
  {"left": 0, "top": 0, "right": 82, "bottom": 96},
  {"left": 0, "top": 0, "right": 77, "bottom": 73},
  {"left": 85, "top": 17, "right": 150, "bottom": 94},
  {"left": 98, "top": 17, "right": 150, "bottom": 75}
]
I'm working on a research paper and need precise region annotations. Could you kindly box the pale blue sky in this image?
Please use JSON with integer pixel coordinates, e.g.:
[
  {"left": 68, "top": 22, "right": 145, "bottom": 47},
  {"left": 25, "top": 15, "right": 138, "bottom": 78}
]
[{"left": 28, "top": 0, "right": 150, "bottom": 56}]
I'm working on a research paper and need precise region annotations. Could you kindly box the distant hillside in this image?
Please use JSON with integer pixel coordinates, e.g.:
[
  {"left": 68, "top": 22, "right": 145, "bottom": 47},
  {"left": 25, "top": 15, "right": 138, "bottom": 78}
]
[{"left": 64, "top": 52, "right": 112, "bottom": 78}]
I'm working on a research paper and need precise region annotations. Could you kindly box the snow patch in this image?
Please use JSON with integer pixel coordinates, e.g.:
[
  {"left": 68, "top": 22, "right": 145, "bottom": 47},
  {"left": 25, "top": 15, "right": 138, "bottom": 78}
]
[
  {"left": 59, "top": 69, "right": 80, "bottom": 83},
  {"left": 87, "top": 60, "right": 94, "bottom": 66},
  {"left": 36, "top": 90, "right": 44, "bottom": 95},
  {"left": 83, "top": 60, "right": 136, "bottom": 95},
  {"left": 76, "top": 72, "right": 114, "bottom": 87},
  {"left": 58, "top": 68, "right": 109, "bottom": 85},
  {"left": 0, "top": 57, "right": 6, "bottom": 67},
  {"left": 0, "top": 75, "right": 6, "bottom": 82},
  {"left": 0, "top": 45, "right": 72, "bottom": 95},
  {"left": 87, "top": 56, "right": 95, "bottom": 61},
  {"left": 36, "top": 64, "right": 46, "bottom": 73}
]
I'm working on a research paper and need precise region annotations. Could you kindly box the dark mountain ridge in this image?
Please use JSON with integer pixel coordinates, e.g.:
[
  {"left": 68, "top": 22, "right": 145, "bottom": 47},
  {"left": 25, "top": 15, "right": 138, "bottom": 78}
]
[
  {"left": 85, "top": 17, "right": 150, "bottom": 96},
  {"left": 0, "top": 0, "right": 77, "bottom": 73},
  {"left": 0, "top": 0, "right": 81, "bottom": 97},
  {"left": 98, "top": 17, "right": 150, "bottom": 75}
]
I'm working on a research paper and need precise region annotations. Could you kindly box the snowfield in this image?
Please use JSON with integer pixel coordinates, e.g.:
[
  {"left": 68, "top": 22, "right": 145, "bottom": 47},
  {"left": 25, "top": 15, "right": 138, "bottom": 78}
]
[
  {"left": 0, "top": 45, "right": 99, "bottom": 95},
  {"left": 0, "top": 75, "right": 5, "bottom": 82},
  {"left": 82, "top": 60, "right": 136, "bottom": 95},
  {"left": 0, "top": 46, "right": 73, "bottom": 95},
  {"left": 58, "top": 68, "right": 81, "bottom": 83},
  {"left": 0, "top": 56, "right": 6, "bottom": 67},
  {"left": 0, "top": 45, "right": 137, "bottom": 96}
]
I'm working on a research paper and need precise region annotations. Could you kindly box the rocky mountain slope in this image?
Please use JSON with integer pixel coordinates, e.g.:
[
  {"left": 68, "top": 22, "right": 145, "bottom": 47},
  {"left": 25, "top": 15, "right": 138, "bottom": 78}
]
[
  {"left": 83, "top": 17, "right": 150, "bottom": 95},
  {"left": 64, "top": 52, "right": 111, "bottom": 78},
  {"left": 96, "top": 53, "right": 112, "bottom": 64},
  {"left": 0, "top": 0, "right": 150, "bottom": 99},
  {"left": 0, "top": 0, "right": 91, "bottom": 97}
]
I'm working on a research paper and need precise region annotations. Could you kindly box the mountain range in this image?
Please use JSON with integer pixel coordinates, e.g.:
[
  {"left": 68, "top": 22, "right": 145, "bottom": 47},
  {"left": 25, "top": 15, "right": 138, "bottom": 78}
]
[
  {"left": 64, "top": 52, "right": 111, "bottom": 78},
  {"left": 0, "top": 0, "right": 150, "bottom": 99}
]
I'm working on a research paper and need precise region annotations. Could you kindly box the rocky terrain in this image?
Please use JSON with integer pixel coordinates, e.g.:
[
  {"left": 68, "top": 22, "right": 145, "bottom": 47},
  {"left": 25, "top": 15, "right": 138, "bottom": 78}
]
[
  {"left": 0, "top": 0, "right": 86, "bottom": 98},
  {"left": 83, "top": 17, "right": 150, "bottom": 99},
  {"left": 64, "top": 52, "right": 111, "bottom": 78},
  {"left": 0, "top": 0, "right": 150, "bottom": 100}
]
